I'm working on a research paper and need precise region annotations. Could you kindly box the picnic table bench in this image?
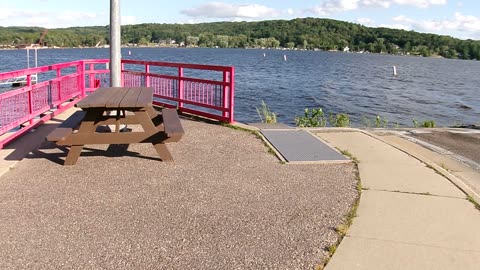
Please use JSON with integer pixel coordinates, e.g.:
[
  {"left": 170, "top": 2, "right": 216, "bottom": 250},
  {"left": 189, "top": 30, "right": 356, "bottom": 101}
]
[{"left": 46, "top": 87, "right": 184, "bottom": 165}]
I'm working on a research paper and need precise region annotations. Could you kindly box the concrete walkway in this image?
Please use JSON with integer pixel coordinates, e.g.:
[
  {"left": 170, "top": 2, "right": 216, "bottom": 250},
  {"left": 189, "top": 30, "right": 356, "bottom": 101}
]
[{"left": 315, "top": 131, "right": 480, "bottom": 270}]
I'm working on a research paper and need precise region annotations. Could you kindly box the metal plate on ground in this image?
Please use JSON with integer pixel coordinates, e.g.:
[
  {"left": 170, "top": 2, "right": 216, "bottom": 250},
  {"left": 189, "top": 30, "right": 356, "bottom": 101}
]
[
  {"left": 261, "top": 130, "right": 347, "bottom": 162},
  {"left": 248, "top": 123, "right": 294, "bottom": 129}
]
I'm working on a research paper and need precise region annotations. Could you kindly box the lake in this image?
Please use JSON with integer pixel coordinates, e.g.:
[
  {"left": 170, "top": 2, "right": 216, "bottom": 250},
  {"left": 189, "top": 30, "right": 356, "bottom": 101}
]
[{"left": 1, "top": 47, "right": 479, "bottom": 127}]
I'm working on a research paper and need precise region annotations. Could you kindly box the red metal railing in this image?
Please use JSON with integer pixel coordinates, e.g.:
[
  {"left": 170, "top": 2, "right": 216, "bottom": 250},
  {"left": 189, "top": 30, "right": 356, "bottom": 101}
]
[
  {"left": 122, "top": 60, "right": 234, "bottom": 123},
  {"left": 0, "top": 59, "right": 235, "bottom": 149},
  {"left": 0, "top": 61, "right": 88, "bottom": 148}
]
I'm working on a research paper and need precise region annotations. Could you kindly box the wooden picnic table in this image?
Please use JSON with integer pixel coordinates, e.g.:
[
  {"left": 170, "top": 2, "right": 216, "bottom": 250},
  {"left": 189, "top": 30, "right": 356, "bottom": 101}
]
[{"left": 47, "top": 87, "right": 184, "bottom": 165}]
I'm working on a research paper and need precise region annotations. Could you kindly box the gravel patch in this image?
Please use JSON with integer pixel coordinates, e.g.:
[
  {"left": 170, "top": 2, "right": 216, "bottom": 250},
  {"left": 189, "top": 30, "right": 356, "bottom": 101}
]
[{"left": 0, "top": 119, "right": 358, "bottom": 269}]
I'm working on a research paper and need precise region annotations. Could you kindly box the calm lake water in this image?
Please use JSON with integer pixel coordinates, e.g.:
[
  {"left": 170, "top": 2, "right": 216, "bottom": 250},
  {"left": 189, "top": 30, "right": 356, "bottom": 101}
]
[{"left": 1, "top": 47, "right": 479, "bottom": 126}]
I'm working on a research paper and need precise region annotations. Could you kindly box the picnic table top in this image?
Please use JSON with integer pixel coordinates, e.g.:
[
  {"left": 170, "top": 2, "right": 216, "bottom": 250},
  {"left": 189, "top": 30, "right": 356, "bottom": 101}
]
[{"left": 77, "top": 87, "right": 153, "bottom": 109}]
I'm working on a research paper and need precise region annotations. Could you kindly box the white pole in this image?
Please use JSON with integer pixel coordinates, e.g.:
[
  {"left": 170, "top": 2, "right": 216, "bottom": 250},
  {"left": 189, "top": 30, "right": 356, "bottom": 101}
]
[
  {"left": 110, "top": 0, "right": 121, "bottom": 87},
  {"left": 392, "top": 66, "right": 397, "bottom": 76},
  {"left": 27, "top": 48, "right": 30, "bottom": 69},
  {"left": 34, "top": 47, "right": 38, "bottom": 68}
]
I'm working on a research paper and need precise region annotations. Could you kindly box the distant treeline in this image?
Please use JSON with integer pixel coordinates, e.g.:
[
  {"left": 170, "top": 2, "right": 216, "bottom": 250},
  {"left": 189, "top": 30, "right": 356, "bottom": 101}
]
[{"left": 1, "top": 18, "right": 479, "bottom": 60}]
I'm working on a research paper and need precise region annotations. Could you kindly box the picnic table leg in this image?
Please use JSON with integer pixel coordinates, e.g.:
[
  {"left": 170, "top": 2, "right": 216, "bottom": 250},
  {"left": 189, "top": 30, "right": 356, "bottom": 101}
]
[
  {"left": 64, "top": 145, "right": 84, "bottom": 165},
  {"left": 135, "top": 109, "right": 174, "bottom": 162},
  {"left": 152, "top": 143, "right": 174, "bottom": 162},
  {"left": 145, "top": 106, "right": 158, "bottom": 119},
  {"left": 62, "top": 109, "right": 103, "bottom": 165}
]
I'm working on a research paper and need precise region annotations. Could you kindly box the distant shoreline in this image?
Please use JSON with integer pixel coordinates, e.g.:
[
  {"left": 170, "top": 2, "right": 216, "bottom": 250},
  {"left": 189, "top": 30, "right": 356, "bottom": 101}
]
[{"left": 0, "top": 45, "right": 452, "bottom": 60}]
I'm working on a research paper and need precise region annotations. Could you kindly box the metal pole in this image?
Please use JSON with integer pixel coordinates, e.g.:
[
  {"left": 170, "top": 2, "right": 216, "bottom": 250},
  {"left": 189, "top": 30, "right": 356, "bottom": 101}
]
[
  {"left": 27, "top": 48, "right": 30, "bottom": 69},
  {"left": 110, "top": 0, "right": 121, "bottom": 87}
]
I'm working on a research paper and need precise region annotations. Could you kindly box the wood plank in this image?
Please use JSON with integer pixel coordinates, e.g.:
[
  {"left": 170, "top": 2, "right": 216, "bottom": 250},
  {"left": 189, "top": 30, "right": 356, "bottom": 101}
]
[
  {"left": 77, "top": 87, "right": 112, "bottom": 108},
  {"left": 152, "top": 143, "right": 174, "bottom": 162},
  {"left": 46, "top": 111, "right": 86, "bottom": 142},
  {"left": 64, "top": 145, "right": 84, "bottom": 165},
  {"left": 105, "top": 87, "right": 130, "bottom": 108},
  {"left": 135, "top": 87, "right": 153, "bottom": 107},
  {"left": 90, "top": 114, "right": 142, "bottom": 126},
  {"left": 57, "top": 132, "right": 162, "bottom": 145},
  {"left": 162, "top": 108, "right": 185, "bottom": 137},
  {"left": 47, "top": 127, "right": 75, "bottom": 142},
  {"left": 119, "top": 87, "right": 142, "bottom": 108}
]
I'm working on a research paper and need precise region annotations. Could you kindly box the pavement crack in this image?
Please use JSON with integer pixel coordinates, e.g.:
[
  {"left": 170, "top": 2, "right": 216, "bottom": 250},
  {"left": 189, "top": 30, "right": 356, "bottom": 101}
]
[
  {"left": 345, "top": 235, "right": 480, "bottom": 253},
  {"left": 363, "top": 188, "right": 465, "bottom": 200}
]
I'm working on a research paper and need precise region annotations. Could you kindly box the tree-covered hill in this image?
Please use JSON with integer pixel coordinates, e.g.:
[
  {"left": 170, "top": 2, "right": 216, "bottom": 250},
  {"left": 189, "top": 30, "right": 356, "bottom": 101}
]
[{"left": 1, "top": 18, "right": 479, "bottom": 60}]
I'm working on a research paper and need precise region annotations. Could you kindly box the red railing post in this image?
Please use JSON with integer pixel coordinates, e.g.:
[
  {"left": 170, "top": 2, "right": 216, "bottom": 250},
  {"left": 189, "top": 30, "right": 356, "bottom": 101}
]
[
  {"left": 26, "top": 73, "right": 34, "bottom": 124},
  {"left": 79, "top": 62, "right": 86, "bottom": 97},
  {"left": 178, "top": 67, "right": 184, "bottom": 109},
  {"left": 27, "top": 86, "right": 34, "bottom": 125},
  {"left": 222, "top": 71, "right": 228, "bottom": 119},
  {"left": 121, "top": 62, "right": 125, "bottom": 86},
  {"left": 57, "top": 66, "right": 63, "bottom": 109},
  {"left": 145, "top": 64, "right": 150, "bottom": 87},
  {"left": 89, "top": 64, "right": 95, "bottom": 89},
  {"left": 56, "top": 67, "right": 63, "bottom": 109},
  {"left": 229, "top": 67, "right": 235, "bottom": 123}
]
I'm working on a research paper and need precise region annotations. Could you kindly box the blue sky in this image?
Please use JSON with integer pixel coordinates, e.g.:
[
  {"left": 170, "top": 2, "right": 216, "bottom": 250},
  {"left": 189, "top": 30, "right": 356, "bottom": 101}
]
[{"left": 0, "top": 1, "right": 479, "bottom": 39}]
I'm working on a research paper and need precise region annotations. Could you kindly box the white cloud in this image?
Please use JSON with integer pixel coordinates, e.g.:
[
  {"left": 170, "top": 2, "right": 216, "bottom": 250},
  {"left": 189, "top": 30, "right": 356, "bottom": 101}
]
[
  {"left": 379, "top": 23, "right": 411, "bottom": 30},
  {"left": 362, "top": 0, "right": 391, "bottom": 8},
  {"left": 310, "top": 0, "right": 447, "bottom": 15},
  {"left": 357, "top": 17, "right": 410, "bottom": 30},
  {"left": 56, "top": 11, "right": 97, "bottom": 23},
  {"left": 393, "top": 12, "right": 480, "bottom": 39},
  {"left": 357, "top": 17, "right": 376, "bottom": 26},
  {"left": 0, "top": 8, "right": 110, "bottom": 28},
  {"left": 121, "top": 16, "right": 137, "bottom": 25},
  {"left": 392, "top": 0, "right": 446, "bottom": 8},
  {"left": 312, "top": 0, "right": 360, "bottom": 15},
  {"left": 181, "top": 2, "right": 278, "bottom": 19}
]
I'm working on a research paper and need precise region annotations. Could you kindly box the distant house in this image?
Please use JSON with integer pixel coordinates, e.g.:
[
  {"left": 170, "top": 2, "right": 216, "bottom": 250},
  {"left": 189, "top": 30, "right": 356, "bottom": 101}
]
[{"left": 343, "top": 46, "right": 350, "bottom": 52}]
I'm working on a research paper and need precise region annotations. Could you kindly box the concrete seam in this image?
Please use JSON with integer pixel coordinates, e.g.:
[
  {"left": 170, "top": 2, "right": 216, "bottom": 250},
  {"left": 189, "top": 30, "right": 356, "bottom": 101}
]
[
  {"left": 255, "top": 131, "right": 287, "bottom": 163},
  {"left": 364, "top": 188, "right": 466, "bottom": 200},
  {"left": 0, "top": 161, "right": 19, "bottom": 178},
  {"left": 305, "top": 129, "right": 348, "bottom": 157},
  {"left": 345, "top": 235, "right": 480, "bottom": 253}
]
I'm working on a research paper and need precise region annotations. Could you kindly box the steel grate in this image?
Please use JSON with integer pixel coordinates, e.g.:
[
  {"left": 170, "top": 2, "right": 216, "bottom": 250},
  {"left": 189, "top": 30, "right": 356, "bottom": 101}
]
[{"left": 261, "top": 130, "right": 347, "bottom": 162}]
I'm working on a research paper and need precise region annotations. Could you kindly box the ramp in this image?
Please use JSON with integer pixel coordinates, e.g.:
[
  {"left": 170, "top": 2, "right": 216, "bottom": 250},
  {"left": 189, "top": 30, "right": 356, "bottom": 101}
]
[{"left": 261, "top": 129, "right": 347, "bottom": 162}]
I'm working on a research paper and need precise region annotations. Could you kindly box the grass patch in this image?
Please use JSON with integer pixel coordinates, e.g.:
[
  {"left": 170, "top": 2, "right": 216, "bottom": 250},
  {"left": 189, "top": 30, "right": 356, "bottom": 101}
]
[
  {"left": 337, "top": 148, "right": 359, "bottom": 164},
  {"left": 295, "top": 108, "right": 327, "bottom": 127},
  {"left": 467, "top": 195, "right": 480, "bottom": 211},
  {"left": 256, "top": 100, "right": 277, "bottom": 124},
  {"left": 329, "top": 113, "right": 350, "bottom": 127},
  {"left": 424, "top": 163, "right": 448, "bottom": 177}
]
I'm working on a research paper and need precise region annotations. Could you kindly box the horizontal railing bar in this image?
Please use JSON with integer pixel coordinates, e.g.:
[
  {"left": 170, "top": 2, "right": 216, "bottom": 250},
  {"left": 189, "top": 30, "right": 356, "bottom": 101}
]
[
  {"left": 122, "top": 59, "right": 233, "bottom": 72},
  {"left": 154, "top": 94, "right": 228, "bottom": 112},
  {"left": 152, "top": 102, "right": 230, "bottom": 122},
  {"left": 123, "top": 70, "right": 229, "bottom": 87}
]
